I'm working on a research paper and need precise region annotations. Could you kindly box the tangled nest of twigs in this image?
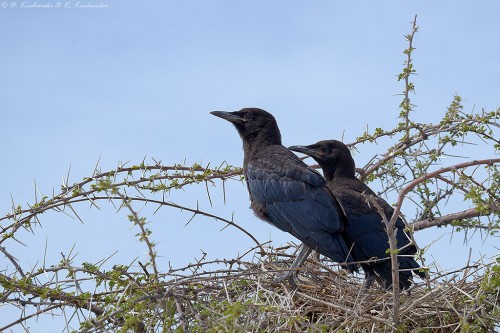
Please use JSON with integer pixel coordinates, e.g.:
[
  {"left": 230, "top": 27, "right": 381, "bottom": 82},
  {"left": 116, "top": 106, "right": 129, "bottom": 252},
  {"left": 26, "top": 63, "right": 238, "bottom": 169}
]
[{"left": 93, "top": 246, "right": 499, "bottom": 333}]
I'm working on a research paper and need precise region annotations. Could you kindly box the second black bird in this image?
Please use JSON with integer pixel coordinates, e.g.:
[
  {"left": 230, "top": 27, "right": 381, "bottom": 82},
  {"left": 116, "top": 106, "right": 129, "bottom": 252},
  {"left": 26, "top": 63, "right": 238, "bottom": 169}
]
[
  {"left": 210, "top": 108, "right": 356, "bottom": 277},
  {"left": 289, "top": 140, "right": 426, "bottom": 289}
]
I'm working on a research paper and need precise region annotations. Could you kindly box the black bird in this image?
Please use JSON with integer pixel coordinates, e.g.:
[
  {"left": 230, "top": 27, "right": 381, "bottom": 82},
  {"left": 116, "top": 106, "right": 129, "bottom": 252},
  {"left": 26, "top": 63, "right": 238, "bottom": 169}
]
[
  {"left": 289, "top": 140, "right": 426, "bottom": 290},
  {"left": 211, "top": 108, "right": 356, "bottom": 280}
]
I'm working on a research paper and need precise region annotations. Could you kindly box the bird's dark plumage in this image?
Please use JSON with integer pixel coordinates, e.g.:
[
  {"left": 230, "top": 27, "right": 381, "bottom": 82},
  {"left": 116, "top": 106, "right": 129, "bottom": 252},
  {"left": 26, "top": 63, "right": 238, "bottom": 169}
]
[
  {"left": 211, "top": 109, "right": 356, "bottom": 271},
  {"left": 289, "top": 140, "right": 425, "bottom": 289}
]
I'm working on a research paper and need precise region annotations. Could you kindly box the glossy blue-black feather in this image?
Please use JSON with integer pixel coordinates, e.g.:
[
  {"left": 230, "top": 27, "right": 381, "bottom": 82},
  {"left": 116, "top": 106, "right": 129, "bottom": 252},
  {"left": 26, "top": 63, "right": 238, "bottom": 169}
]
[
  {"left": 245, "top": 147, "right": 355, "bottom": 270},
  {"left": 329, "top": 177, "right": 425, "bottom": 289}
]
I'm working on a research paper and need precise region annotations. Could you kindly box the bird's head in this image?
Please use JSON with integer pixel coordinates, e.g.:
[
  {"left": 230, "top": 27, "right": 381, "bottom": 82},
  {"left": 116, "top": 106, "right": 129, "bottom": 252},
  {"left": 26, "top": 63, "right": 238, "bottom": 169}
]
[
  {"left": 289, "top": 140, "right": 356, "bottom": 179},
  {"left": 210, "top": 108, "right": 282, "bottom": 146}
]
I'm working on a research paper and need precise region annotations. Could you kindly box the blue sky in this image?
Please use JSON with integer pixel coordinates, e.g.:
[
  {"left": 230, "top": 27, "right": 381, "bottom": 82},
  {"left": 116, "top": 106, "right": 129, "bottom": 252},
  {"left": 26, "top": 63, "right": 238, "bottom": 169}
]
[{"left": 1, "top": 1, "right": 499, "bottom": 331}]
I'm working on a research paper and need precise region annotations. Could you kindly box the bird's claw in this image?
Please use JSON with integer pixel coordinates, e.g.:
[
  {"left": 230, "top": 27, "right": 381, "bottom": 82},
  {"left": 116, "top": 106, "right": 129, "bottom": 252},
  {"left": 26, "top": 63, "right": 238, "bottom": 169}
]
[
  {"left": 275, "top": 270, "right": 300, "bottom": 290},
  {"left": 362, "top": 273, "right": 376, "bottom": 289}
]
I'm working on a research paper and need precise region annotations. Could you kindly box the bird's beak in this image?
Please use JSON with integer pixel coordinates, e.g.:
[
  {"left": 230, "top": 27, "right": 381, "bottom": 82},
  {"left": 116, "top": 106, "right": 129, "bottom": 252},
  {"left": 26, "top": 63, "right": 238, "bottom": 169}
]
[
  {"left": 289, "top": 145, "right": 317, "bottom": 157},
  {"left": 210, "top": 111, "right": 244, "bottom": 125}
]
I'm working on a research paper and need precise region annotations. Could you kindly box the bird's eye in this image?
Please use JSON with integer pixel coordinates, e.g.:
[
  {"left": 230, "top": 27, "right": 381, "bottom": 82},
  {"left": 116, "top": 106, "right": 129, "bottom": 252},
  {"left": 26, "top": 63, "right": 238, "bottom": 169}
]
[{"left": 244, "top": 113, "right": 253, "bottom": 121}]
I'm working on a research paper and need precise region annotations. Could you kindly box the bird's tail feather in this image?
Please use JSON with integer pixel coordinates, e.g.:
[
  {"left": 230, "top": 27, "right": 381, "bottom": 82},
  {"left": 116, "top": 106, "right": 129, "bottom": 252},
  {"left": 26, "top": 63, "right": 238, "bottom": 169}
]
[{"left": 372, "top": 256, "right": 424, "bottom": 290}]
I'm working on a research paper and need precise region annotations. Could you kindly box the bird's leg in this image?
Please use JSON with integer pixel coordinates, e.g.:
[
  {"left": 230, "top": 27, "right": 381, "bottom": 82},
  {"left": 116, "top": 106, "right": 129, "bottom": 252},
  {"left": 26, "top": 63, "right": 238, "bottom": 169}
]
[
  {"left": 362, "top": 271, "right": 376, "bottom": 289},
  {"left": 275, "top": 243, "right": 312, "bottom": 288}
]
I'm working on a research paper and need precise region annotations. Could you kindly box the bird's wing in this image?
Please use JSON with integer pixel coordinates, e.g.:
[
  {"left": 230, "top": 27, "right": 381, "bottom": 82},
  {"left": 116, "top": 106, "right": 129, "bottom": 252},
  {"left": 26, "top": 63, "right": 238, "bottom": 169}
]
[
  {"left": 330, "top": 179, "right": 424, "bottom": 286},
  {"left": 246, "top": 153, "right": 354, "bottom": 267},
  {"left": 334, "top": 187, "right": 410, "bottom": 256}
]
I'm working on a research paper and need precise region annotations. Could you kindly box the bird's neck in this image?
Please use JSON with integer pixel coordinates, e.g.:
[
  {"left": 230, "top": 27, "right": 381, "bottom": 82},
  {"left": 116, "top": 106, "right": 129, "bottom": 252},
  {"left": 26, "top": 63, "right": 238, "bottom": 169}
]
[
  {"left": 321, "top": 164, "right": 356, "bottom": 181},
  {"left": 241, "top": 130, "right": 282, "bottom": 161}
]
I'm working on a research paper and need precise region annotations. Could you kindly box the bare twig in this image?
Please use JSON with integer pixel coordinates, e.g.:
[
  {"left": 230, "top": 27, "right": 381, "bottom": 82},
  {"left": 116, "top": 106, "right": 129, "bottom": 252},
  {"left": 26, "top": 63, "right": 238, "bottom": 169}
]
[
  {"left": 411, "top": 207, "right": 498, "bottom": 231},
  {"left": 364, "top": 194, "right": 401, "bottom": 326},
  {"left": 0, "top": 246, "right": 25, "bottom": 278},
  {"left": 391, "top": 158, "right": 500, "bottom": 227}
]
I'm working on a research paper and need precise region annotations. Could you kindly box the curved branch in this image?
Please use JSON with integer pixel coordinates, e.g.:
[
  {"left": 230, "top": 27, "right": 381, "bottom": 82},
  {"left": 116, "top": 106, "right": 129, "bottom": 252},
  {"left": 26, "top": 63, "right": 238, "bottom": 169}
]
[
  {"left": 411, "top": 207, "right": 498, "bottom": 231},
  {"left": 118, "top": 192, "right": 160, "bottom": 284},
  {"left": 0, "top": 246, "right": 25, "bottom": 278},
  {"left": 0, "top": 303, "right": 70, "bottom": 331},
  {"left": 0, "top": 273, "right": 105, "bottom": 320},
  {"left": 391, "top": 158, "right": 500, "bottom": 227}
]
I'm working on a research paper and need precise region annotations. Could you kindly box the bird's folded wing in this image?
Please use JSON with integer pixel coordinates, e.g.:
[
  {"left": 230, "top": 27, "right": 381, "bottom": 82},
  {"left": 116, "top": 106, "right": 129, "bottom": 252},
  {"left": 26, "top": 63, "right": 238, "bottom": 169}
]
[
  {"left": 246, "top": 156, "right": 354, "bottom": 265},
  {"left": 334, "top": 186, "right": 424, "bottom": 281}
]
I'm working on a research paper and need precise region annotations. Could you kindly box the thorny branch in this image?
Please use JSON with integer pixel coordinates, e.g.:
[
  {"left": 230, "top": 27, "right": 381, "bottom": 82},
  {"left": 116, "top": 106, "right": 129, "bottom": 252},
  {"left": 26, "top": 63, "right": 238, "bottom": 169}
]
[
  {"left": 399, "top": 14, "right": 418, "bottom": 141},
  {"left": 0, "top": 112, "right": 497, "bottom": 333},
  {"left": 118, "top": 191, "right": 160, "bottom": 285},
  {"left": 1, "top": 16, "right": 499, "bottom": 333},
  {"left": 411, "top": 206, "right": 498, "bottom": 231},
  {"left": 391, "top": 158, "right": 500, "bottom": 229},
  {"left": 364, "top": 194, "right": 401, "bottom": 326},
  {"left": 2, "top": 246, "right": 497, "bottom": 332}
]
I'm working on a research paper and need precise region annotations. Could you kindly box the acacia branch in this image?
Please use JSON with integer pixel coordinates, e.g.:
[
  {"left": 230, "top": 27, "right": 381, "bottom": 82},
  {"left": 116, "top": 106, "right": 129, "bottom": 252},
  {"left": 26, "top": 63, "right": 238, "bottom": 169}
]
[
  {"left": 0, "top": 303, "right": 70, "bottom": 331},
  {"left": 118, "top": 191, "right": 160, "bottom": 285},
  {"left": 0, "top": 246, "right": 25, "bottom": 278},
  {"left": 351, "top": 109, "right": 498, "bottom": 182},
  {"left": 0, "top": 164, "right": 243, "bottom": 225},
  {"left": 0, "top": 163, "right": 260, "bottom": 253},
  {"left": 401, "top": 15, "right": 418, "bottom": 140},
  {"left": 411, "top": 207, "right": 498, "bottom": 231},
  {"left": 0, "top": 273, "right": 105, "bottom": 319},
  {"left": 390, "top": 158, "right": 500, "bottom": 228},
  {"left": 363, "top": 194, "right": 400, "bottom": 326}
]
